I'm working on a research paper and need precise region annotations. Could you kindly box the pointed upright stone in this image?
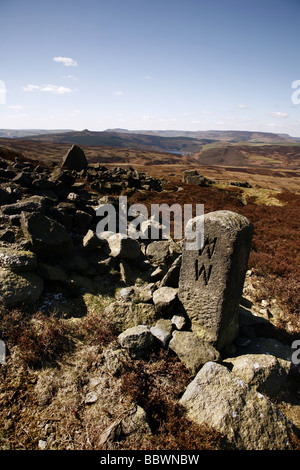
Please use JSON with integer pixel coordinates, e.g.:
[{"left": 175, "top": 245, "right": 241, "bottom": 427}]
[
  {"left": 61, "top": 145, "right": 88, "bottom": 171},
  {"left": 178, "top": 210, "right": 253, "bottom": 351}
]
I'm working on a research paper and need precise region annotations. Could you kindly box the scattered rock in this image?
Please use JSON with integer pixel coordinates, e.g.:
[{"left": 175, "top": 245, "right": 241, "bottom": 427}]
[
  {"left": 99, "top": 405, "right": 151, "bottom": 446},
  {"left": 171, "top": 314, "right": 186, "bottom": 330},
  {"left": 152, "top": 286, "right": 178, "bottom": 314},
  {"left": 118, "top": 325, "right": 155, "bottom": 354},
  {"left": 0, "top": 246, "right": 37, "bottom": 271},
  {"left": 223, "top": 354, "right": 291, "bottom": 398},
  {"left": 103, "top": 346, "right": 130, "bottom": 376},
  {"left": 107, "top": 233, "right": 142, "bottom": 260},
  {"left": 0, "top": 268, "right": 44, "bottom": 308},
  {"left": 150, "top": 319, "right": 173, "bottom": 347},
  {"left": 180, "top": 361, "right": 293, "bottom": 450},
  {"left": 20, "top": 211, "right": 73, "bottom": 258},
  {"left": 169, "top": 330, "right": 220, "bottom": 375},
  {"left": 1, "top": 195, "right": 47, "bottom": 215},
  {"left": 182, "top": 169, "right": 210, "bottom": 186},
  {"left": 104, "top": 301, "right": 159, "bottom": 334}
]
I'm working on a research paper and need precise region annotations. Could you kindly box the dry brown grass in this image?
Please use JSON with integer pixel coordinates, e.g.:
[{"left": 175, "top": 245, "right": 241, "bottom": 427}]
[{"left": 0, "top": 144, "right": 299, "bottom": 450}]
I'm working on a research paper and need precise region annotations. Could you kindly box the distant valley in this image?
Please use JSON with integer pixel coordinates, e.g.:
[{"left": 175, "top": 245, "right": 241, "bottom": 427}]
[{"left": 0, "top": 128, "right": 299, "bottom": 174}]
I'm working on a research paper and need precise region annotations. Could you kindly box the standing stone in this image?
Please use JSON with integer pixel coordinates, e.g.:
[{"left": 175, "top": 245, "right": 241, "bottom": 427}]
[
  {"left": 61, "top": 145, "right": 88, "bottom": 171},
  {"left": 178, "top": 210, "right": 253, "bottom": 351}
]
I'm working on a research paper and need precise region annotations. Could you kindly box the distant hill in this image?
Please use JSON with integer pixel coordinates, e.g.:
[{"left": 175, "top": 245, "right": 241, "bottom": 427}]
[
  {"left": 13, "top": 129, "right": 213, "bottom": 154},
  {"left": 7, "top": 128, "right": 300, "bottom": 156},
  {"left": 1, "top": 128, "right": 299, "bottom": 170},
  {"left": 0, "top": 129, "right": 72, "bottom": 138},
  {"left": 195, "top": 143, "right": 300, "bottom": 169},
  {"left": 105, "top": 128, "right": 300, "bottom": 143}
]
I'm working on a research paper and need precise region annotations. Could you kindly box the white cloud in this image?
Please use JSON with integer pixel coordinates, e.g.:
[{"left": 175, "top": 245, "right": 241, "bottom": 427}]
[
  {"left": 141, "top": 75, "right": 152, "bottom": 80},
  {"left": 53, "top": 56, "right": 78, "bottom": 67},
  {"left": 114, "top": 91, "right": 124, "bottom": 95},
  {"left": 7, "top": 113, "right": 27, "bottom": 119},
  {"left": 269, "top": 112, "right": 289, "bottom": 118},
  {"left": 238, "top": 104, "right": 248, "bottom": 109},
  {"left": 62, "top": 74, "right": 79, "bottom": 80},
  {"left": 7, "top": 105, "right": 23, "bottom": 110},
  {"left": 23, "top": 84, "right": 74, "bottom": 94}
]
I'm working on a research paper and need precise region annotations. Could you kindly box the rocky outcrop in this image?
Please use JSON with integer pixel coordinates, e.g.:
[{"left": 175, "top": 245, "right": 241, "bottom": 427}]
[
  {"left": 0, "top": 147, "right": 298, "bottom": 450},
  {"left": 182, "top": 169, "right": 212, "bottom": 186}
]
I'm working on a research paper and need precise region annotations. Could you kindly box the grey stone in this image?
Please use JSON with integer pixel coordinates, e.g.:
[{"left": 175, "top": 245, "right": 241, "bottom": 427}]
[
  {"left": 169, "top": 330, "right": 220, "bottom": 375},
  {"left": 20, "top": 211, "right": 73, "bottom": 258},
  {"left": 1, "top": 195, "right": 47, "bottom": 215},
  {"left": 107, "top": 233, "right": 142, "bottom": 260},
  {"left": 150, "top": 319, "right": 173, "bottom": 348},
  {"left": 179, "top": 362, "right": 292, "bottom": 450},
  {"left": 171, "top": 314, "right": 186, "bottom": 330},
  {"left": 0, "top": 247, "right": 37, "bottom": 272},
  {"left": 183, "top": 170, "right": 208, "bottom": 186},
  {"left": 103, "top": 346, "right": 130, "bottom": 376},
  {"left": 152, "top": 286, "right": 178, "bottom": 314},
  {"left": 82, "top": 229, "right": 104, "bottom": 250},
  {"left": 119, "top": 260, "right": 135, "bottom": 285},
  {"left": 0, "top": 268, "right": 44, "bottom": 307},
  {"left": 178, "top": 210, "right": 253, "bottom": 351},
  {"left": 118, "top": 325, "right": 154, "bottom": 353},
  {"left": 223, "top": 354, "right": 291, "bottom": 398},
  {"left": 99, "top": 405, "right": 151, "bottom": 445},
  {"left": 146, "top": 240, "right": 171, "bottom": 265},
  {"left": 61, "top": 145, "right": 88, "bottom": 171},
  {"left": 160, "top": 255, "right": 182, "bottom": 287},
  {"left": 104, "top": 301, "right": 158, "bottom": 334}
]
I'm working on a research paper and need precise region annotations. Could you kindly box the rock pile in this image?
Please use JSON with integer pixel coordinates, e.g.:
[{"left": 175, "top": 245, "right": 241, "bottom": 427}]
[
  {"left": 182, "top": 169, "right": 212, "bottom": 186},
  {"left": 0, "top": 146, "right": 298, "bottom": 450},
  {"left": 0, "top": 146, "right": 164, "bottom": 309}
]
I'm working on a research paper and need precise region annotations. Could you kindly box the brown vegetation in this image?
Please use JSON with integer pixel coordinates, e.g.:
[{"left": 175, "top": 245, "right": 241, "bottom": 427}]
[{"left": 0, "top": 141, "right": 299, "bottom": 450}]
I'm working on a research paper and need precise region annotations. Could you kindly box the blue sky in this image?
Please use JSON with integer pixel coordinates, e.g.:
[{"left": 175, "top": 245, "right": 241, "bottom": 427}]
[{"left": 1, "top": 0, "right": 300, "bottom": 135}]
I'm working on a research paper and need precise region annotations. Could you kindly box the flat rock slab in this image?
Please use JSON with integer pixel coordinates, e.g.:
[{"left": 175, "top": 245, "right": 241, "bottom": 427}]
[
  {"left": 180, "top": 361, "right": 293, "bottom": 450},
  {"left": 178, "top": 210, "right": 253, "bottom": 351}
]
